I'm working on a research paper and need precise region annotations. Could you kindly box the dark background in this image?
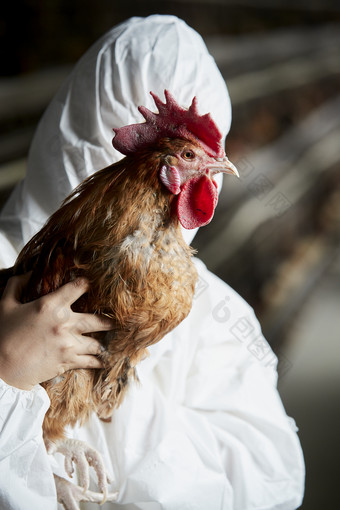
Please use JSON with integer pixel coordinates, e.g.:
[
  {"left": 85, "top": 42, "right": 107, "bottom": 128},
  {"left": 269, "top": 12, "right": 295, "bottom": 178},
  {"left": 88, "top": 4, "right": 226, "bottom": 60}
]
[{"left": 1, "top": 1, "right": 340, "bottom": 508}]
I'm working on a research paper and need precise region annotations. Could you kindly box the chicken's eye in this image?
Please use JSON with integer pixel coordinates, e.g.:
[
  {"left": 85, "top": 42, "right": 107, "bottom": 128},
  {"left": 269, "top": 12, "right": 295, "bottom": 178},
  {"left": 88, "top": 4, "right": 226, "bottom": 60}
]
[{"left": 182, "top": 150, "right": 195, "bottom": 160}]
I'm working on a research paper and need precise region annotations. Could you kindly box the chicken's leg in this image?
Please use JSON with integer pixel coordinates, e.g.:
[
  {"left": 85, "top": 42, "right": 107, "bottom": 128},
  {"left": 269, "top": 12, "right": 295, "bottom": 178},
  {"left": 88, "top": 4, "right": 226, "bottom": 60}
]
[{"left": 46, "top": 438, "right": 118, "bottom": 508}]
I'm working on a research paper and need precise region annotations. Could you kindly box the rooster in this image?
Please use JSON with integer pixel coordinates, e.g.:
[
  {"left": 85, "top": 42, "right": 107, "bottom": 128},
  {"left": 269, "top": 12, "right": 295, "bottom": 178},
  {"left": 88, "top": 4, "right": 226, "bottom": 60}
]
[{"left": 0, "top": 90, "right": 238, "bottom": 506}]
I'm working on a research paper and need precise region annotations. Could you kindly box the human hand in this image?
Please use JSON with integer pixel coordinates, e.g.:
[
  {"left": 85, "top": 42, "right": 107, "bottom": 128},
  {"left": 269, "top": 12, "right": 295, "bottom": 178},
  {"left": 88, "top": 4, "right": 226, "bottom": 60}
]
[{"left": 0, "top": 274, "right": 114, "bottom": 390}]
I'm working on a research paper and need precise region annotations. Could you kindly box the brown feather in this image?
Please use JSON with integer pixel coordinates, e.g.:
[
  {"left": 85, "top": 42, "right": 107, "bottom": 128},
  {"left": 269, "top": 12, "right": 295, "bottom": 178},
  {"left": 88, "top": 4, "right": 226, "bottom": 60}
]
[{"left": 0, "top": 138, "right": 197, "bottom": 441}]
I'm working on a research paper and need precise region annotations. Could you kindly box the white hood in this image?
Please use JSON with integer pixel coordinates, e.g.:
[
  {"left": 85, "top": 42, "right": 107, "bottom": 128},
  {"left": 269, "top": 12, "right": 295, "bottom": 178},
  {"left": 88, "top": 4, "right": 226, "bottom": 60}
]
[{"left": 0, "top": 14, "right": 231, "bottom": 256}]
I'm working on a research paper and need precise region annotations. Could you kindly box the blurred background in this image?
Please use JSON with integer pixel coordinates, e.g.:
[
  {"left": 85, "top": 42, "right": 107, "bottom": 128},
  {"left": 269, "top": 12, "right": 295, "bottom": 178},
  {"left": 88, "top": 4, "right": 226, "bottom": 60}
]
[{"left": 0, "top": 1, "right": 339, "bottom": 508}]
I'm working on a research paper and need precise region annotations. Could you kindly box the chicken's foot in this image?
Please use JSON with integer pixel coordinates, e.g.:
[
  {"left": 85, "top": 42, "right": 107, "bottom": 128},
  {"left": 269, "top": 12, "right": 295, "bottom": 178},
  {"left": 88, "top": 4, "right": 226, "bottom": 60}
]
[
  {"left": 54, "top": 474, "right": 119, "bottom": 510},
  {"left": 46, "top": 438, "right": 118, "bottom": 508}
]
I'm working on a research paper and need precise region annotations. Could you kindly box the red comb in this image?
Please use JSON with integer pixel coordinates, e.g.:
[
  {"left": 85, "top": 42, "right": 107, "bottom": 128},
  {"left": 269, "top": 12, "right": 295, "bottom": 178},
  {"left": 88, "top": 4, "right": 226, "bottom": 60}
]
[{"left": 112, "top": 90, "right": 224, "bottom": 158}]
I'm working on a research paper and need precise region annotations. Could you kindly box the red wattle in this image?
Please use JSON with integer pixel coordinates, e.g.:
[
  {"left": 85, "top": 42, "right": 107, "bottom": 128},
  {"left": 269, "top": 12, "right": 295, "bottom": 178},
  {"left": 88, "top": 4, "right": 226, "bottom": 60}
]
[{"left": 177, "top": 175, "right": 218, "bottom": 229}]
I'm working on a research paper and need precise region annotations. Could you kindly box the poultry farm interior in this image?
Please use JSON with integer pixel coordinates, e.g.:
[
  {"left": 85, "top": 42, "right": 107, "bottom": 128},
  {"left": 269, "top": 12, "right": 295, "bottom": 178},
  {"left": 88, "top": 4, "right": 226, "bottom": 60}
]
[{"left": 0, "top": 1, "right": 340, "bottom": 508}]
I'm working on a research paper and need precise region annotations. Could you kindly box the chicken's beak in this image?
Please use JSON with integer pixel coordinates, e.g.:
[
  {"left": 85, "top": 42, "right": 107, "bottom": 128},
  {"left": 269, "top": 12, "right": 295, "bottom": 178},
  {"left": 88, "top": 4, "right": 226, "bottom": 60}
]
[{"left": 210, "top": 156, "right": 239, "bottom": 178}]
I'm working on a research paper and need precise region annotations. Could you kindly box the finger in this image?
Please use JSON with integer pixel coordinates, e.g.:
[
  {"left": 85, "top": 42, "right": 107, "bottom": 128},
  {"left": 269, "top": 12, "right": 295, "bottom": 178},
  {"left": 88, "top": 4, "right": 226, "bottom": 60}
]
[
  {"left": 73, "top": 312, "right": 114, "bottom": 334},
  {"left": 50, "top": 278, "right": 90, "bottom": 307},
  {"left": 2, "top": 273, "right": 32, "bottom": 303},
  {"left": 72, "top": 355, "right": 103, "bottom": 370},
  {"left": 72, "top": 336, "right": 102, "bottom": 356}
]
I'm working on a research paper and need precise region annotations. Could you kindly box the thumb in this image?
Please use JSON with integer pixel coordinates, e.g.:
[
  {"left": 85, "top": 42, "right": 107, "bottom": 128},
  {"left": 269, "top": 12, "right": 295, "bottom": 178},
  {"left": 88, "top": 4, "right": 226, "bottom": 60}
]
[{"left": 1, "top": 273, "right": 32, "bottom": 304}]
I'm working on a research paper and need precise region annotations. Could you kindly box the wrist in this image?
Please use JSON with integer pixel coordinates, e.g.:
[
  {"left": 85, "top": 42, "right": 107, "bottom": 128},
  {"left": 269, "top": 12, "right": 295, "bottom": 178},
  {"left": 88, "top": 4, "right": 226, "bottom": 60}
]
[{"left": 0, "top": 360, "right": 34, "bottom": 391}]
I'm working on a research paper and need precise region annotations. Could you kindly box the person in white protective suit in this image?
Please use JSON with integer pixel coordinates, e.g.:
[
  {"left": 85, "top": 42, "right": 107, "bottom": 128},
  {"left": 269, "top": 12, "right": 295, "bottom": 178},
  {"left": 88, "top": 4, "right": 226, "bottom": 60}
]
[{"left": 0, "top": 15, "right": 305, "bottom": 510}]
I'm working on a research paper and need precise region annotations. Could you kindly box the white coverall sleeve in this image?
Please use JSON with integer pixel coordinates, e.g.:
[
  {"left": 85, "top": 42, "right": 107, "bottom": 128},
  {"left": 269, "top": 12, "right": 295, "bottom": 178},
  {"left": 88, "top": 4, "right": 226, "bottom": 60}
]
[{"left": 0, "top": 379, "right": 57, "bottom": 510}]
